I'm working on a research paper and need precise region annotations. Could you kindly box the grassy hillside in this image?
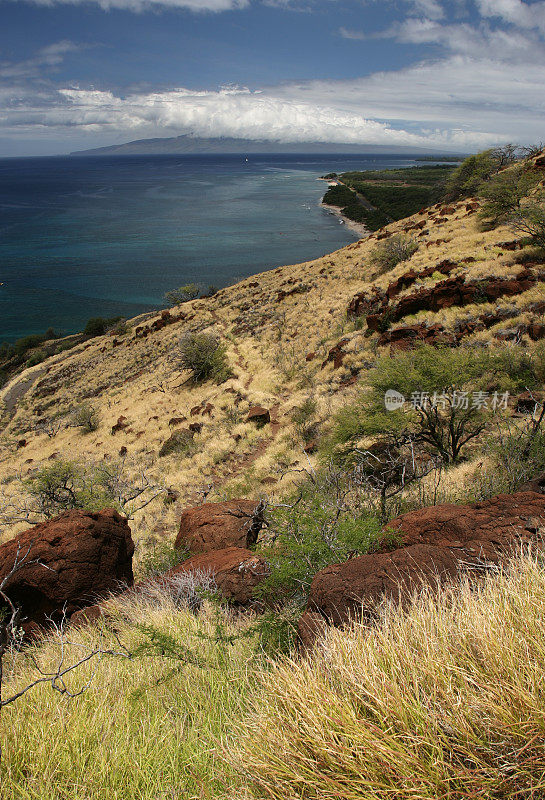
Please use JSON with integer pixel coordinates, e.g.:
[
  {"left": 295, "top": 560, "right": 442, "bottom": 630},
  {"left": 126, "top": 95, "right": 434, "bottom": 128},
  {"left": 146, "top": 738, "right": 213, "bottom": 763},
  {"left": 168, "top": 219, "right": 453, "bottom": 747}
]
[{"left": 2, "top": 148, "right": 545, "bottom": 798}]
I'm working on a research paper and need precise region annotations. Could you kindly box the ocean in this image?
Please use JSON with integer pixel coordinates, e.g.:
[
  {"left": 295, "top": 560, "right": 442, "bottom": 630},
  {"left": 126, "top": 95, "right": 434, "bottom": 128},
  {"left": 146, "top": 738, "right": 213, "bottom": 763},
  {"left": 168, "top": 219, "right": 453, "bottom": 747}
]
[{"left": 0, "top": 153, "right": 421, "bottom": 341}]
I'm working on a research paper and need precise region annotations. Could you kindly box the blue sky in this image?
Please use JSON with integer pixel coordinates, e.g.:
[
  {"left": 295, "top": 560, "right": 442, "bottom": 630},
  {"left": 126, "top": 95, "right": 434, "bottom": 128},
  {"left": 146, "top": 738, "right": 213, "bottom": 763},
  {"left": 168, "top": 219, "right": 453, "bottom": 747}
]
[{"left": 0, "top": 0, "right": 544, "bottom": 155}]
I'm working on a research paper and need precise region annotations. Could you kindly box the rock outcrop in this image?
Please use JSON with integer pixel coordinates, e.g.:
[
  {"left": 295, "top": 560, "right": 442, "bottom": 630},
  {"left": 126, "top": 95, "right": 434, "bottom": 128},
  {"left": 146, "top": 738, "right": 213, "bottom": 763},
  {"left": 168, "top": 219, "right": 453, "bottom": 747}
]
[
  {"left": 175, "top": 499, "right": 264, "bottom": 554},
  {"left": 300, "top": 491, "right": 545, "bottom": 643},
  {"left": 0, "top": 508, "right": 134, "bottom": 628},
  {"left": 167, "top": 547, "right": 270, "bottom": 605}
]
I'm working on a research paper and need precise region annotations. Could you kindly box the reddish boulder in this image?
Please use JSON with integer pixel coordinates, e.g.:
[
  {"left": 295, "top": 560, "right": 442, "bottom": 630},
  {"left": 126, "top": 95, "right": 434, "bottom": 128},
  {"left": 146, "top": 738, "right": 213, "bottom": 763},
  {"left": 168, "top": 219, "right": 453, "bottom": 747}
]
[
  {"left": 167, "top": 547, "right": 270, "bottom": 605},
  {"left": 175, "top": 499, "right": 264, "bottom": 554},
  {"left": 528, "top": 323, "right": 545, "bottom": 341},
  {"left": 0, "top": 509, "right": 134, "bottom": 628},
  {"left": 300, "top": 492, "right": 545, "bottom": 643},
  {"left": 246, "top": 406, "right": 270, "bottom": 425},
  {"left": 306, "top": 544, "right": 462, "bottom": 628},
  {"left": 298, "top": 611, "right": 328, "bottom": 651},
  {"left": 377, "top": 322, "right": 458, "bottom": 350},
  {"left": 321, "top": 339, "right": 349, "bottom": 369}
]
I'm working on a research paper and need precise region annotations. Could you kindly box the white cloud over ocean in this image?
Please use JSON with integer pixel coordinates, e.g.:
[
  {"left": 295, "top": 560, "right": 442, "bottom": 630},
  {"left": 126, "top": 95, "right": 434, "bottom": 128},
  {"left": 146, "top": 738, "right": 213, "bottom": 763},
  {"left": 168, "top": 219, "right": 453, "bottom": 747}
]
[{"left": 1, "top": 1, "right": 544, "bottom": 152}]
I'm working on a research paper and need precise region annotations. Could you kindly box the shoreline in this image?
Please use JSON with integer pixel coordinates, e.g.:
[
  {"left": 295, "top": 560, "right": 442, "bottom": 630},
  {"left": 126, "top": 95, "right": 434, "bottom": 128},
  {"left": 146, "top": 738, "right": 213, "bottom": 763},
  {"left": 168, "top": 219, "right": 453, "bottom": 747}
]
[{"left": 319, "top": 201, "right": 370, "bottom": 238}]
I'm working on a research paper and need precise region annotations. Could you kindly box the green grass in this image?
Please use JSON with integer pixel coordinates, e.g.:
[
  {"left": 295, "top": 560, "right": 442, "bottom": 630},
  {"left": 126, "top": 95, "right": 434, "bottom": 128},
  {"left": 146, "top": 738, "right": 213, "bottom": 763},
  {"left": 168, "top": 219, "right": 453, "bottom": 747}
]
[{"left": 0, "top": 594, "right": 258, "bottom": 800}]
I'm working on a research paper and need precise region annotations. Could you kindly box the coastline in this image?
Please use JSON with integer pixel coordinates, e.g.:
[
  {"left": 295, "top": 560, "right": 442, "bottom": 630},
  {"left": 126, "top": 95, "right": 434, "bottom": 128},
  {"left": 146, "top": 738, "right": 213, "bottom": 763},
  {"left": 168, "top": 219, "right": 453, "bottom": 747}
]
[{"left": 319, "top": 201, "right": 370, "bottom": 238}]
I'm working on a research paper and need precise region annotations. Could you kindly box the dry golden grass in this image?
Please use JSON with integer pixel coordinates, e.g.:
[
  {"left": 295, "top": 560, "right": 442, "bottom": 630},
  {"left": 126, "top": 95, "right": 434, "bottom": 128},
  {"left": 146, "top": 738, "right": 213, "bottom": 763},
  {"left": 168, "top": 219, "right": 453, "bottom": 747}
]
[
  {"left": 226, "top": 549, "right": 545, "bottom": 800},
  {"left": 4, "top": 550, "right": 545, "bottom": 799},
  {"left": 0, "top": 198, "right": 542, "bottom": 549}
]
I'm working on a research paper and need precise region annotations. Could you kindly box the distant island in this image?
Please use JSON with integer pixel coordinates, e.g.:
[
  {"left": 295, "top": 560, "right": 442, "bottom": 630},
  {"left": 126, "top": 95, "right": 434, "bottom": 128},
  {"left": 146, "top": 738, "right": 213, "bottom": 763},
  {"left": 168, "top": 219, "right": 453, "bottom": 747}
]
[{"left": 71, "top": 134, "right": 465, "bottom": 157}]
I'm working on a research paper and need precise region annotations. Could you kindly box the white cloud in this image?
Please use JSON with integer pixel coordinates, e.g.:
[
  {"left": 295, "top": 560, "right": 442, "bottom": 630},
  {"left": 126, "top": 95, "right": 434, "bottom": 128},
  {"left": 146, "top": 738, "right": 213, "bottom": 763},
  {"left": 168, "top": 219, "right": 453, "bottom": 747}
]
[
  {"left": 411, "top": 0, "right": 444, "bottom": 19},
  {"left": 0, "top": 40, "right": 82, "bottom": 79},
  {"left": 1, "top": 50, "right": 543, "bottom": 152},
  {"left": 7, "top": 0, "right": 248, "bottom": 11},
  {"left": 476, "top": 0, "right": 545, "bottom": 32},
  {"left": 338, "top": 27, "right": 366, "bottom": 40},
  {"left": 1, "top": 1, "right": 544, "bottom": 153}
]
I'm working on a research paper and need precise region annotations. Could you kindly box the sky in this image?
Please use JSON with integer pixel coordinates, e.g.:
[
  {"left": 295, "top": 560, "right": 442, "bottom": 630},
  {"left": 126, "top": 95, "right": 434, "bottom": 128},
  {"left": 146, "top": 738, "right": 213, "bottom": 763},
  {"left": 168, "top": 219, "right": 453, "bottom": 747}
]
[{"left": 0, "top": 0, "right": 544, "bottom": 156}]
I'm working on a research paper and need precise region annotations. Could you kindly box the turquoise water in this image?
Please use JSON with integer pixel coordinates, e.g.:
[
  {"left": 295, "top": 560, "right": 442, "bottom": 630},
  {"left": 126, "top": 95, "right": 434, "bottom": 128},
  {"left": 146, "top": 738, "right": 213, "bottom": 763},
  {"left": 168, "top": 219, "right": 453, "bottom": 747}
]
[{"left": 0, "top": 153, "right": 419, "bottom": 341}]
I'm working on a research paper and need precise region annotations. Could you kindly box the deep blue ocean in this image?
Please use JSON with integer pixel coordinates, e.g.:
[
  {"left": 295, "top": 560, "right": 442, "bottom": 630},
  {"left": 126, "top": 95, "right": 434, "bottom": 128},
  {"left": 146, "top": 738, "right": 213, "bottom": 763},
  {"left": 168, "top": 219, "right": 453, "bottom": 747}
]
[{"left": 0, "top": 153, "right": 421, "bottom": 341}]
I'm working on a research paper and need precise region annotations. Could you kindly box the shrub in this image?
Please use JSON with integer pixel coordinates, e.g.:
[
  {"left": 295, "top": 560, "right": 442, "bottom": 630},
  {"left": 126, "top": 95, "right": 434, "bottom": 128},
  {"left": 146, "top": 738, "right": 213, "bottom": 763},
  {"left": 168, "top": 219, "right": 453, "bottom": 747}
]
[
  {"left": 478, "top": 166, "right": 538, "bottom": 226},
  {"left": 25, "top": 349, "right": 47, "bottom": 368},
  {"left": 369, "top": 235, "right": 418, "bottom": 275},
  {"left": 137, "top": 569, "right": 218, "bottom": 614},
  {"left": 138, "top": 538, "right": 185, "bottom": 579},
  {"left": 444, "top": 149, "right": 500, "bottom": 200},
  {"left": 292, "top": 398, "right": 318, "bottom": 443},
  {"left": 22, "top": 460, "right": 112, "bottom": 519},
  {"left": 325, "top": 345, "right": 536, "bottom": 467},
  {"left": 83, "top": 316, "right": 121, "bottom": 337},
  {"left": 71, "top": 402, "right": 100, "bottom": 433},
  {"left": 164, "top": 284, "right": 200, "bottom": 306},
  {"left": 257, "top": 467, "right": 382, "bottom": 604},
  {"left": 509, "top": 193, "right": 545, "bottom": 249},
  {"left": 177, "top": 332, "right": 230, "bottom": 383},
  {"left": 158, "top": 429, "right": 195, "bottom": 457}
]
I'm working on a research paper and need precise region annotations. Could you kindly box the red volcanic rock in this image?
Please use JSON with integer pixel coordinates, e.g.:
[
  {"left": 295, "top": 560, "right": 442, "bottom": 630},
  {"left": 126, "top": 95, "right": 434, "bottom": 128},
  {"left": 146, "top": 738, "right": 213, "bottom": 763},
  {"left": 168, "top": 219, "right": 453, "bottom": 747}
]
[
  {"left": 385, "top": 260, "right": 457, "bottom": 300},
  {"left": 168, "top": 417, "right": 186, "bottom": 427},
  {"left": 175, "top": 499, "right": 264, "bottom": 554},
  {"left": 377, "top": 323, "right": 458, "bottom": 350},
  {"left": 300, "top": 492, "right": 545, "bottom": 643},
  {"left": 298, "top": 611, "right": 328, "bottom": 651},
  {"left": 305, "top": 544, "right": 462, "bottom": 628},
  {"left": 0, "top": 509, "right": 134, "bottom": 628},
  {"left": 111, "top": 416, "right": 129, "bottom": 435},
  {"left": 528, "top": 323, "right": 545, "bottom": 341},
  {"left": 385, "top": 492, "right": 545, "bottom": 552},
  {"left": 347, "top": 288, "right": 385, "bottom": 318},
  {"left": 246, "top": 406, "right": 270, "bottom": 425},
  {"left": 321, "top": 339, "right": 349, "bottom": 369},
  {"left": 167, "top": 547, "right": 270, "bottom": 605},
  {"left": 368, "top": 269, "right": 542, "bottom": 334}
]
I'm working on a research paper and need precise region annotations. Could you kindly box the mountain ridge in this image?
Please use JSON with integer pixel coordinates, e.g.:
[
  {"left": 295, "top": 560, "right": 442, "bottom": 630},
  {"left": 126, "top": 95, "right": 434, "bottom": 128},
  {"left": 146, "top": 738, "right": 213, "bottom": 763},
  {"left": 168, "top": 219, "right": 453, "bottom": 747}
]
[{"left": 71, "top": 134, "right": 456, "bottom": 157}]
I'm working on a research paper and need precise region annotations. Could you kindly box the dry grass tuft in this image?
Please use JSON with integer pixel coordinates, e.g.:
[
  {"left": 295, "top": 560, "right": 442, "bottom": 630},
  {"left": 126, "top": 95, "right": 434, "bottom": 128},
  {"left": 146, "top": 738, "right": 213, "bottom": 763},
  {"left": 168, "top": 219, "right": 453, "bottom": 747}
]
[{"left": 226, "top": 549, "right": 545, "bottom": 800}]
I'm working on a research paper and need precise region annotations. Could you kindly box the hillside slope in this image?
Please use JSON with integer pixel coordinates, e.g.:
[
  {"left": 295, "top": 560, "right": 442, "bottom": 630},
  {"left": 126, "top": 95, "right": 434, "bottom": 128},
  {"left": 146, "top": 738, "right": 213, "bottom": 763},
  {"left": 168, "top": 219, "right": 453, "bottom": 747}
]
[{"left": 1, "top": 157, "right": 544, "bottom": 570}]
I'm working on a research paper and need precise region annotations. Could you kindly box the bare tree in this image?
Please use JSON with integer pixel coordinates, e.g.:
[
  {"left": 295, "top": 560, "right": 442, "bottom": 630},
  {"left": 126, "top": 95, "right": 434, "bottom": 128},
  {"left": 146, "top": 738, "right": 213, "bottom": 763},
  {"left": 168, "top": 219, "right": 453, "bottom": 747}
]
[
  {"left": 0, "top": 546, "right": 129, "bottom": 765},
  {"left": 354, "top": 434, "right": 439, "bottom": 522}
]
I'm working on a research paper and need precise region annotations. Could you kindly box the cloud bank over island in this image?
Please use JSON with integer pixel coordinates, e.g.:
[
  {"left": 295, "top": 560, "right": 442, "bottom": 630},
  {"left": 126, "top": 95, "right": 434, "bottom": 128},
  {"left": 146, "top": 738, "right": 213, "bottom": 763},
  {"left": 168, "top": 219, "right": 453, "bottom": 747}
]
[{"left": 1, "top": 0, "right": 544, "bottom": 154}]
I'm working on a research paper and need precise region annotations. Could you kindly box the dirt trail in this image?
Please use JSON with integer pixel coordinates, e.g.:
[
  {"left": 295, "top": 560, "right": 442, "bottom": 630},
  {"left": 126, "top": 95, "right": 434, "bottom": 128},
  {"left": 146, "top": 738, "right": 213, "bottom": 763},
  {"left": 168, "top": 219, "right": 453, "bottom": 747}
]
[{"left": 1, "top": 366, "right": 48, "bottom": 416}]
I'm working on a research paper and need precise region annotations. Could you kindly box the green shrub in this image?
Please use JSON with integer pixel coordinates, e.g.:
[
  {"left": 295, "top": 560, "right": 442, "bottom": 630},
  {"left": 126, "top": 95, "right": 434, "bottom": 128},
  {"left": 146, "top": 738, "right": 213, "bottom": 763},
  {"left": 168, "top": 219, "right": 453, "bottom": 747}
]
[
  {"left": 71, "top": 402, "right": 100, "bottom": 433},
  {"left": 138, "top": 538, "right": 186, "bottom": 578},
  {"left": 444, "top": 149, "right": 500, "bottom": 200},
  {"left": 509, "top": 193, "right": 545, "bottom": 249},
  {"left": 478, "top": 166, "right": 538, "bottom": 226},
  {"left": 369, "top": 235, "right": 418, "bottom": 275},
  {"left": 25, "top": 349, "right": 47, "bottom": 368},
  {"left": 177, "top": 332, "right": 230, "bottom": 383},
  {"left": 325, "top": 345, "right": 537, "bottom": 467},
  {"left": 83, "top": 316, "right": 121, "bottom": 337},
  {"left": 158, "top": 429, "right": 195, "bottom": 458},
  {"left": 164, "top": 284, "right": 200, "bottom": 306},
  {"left": 257, "top": 467, "right": 382, "bottom": 604},
  {"left": 23, "top": 460, "right": 113, "bottom": 519}
]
